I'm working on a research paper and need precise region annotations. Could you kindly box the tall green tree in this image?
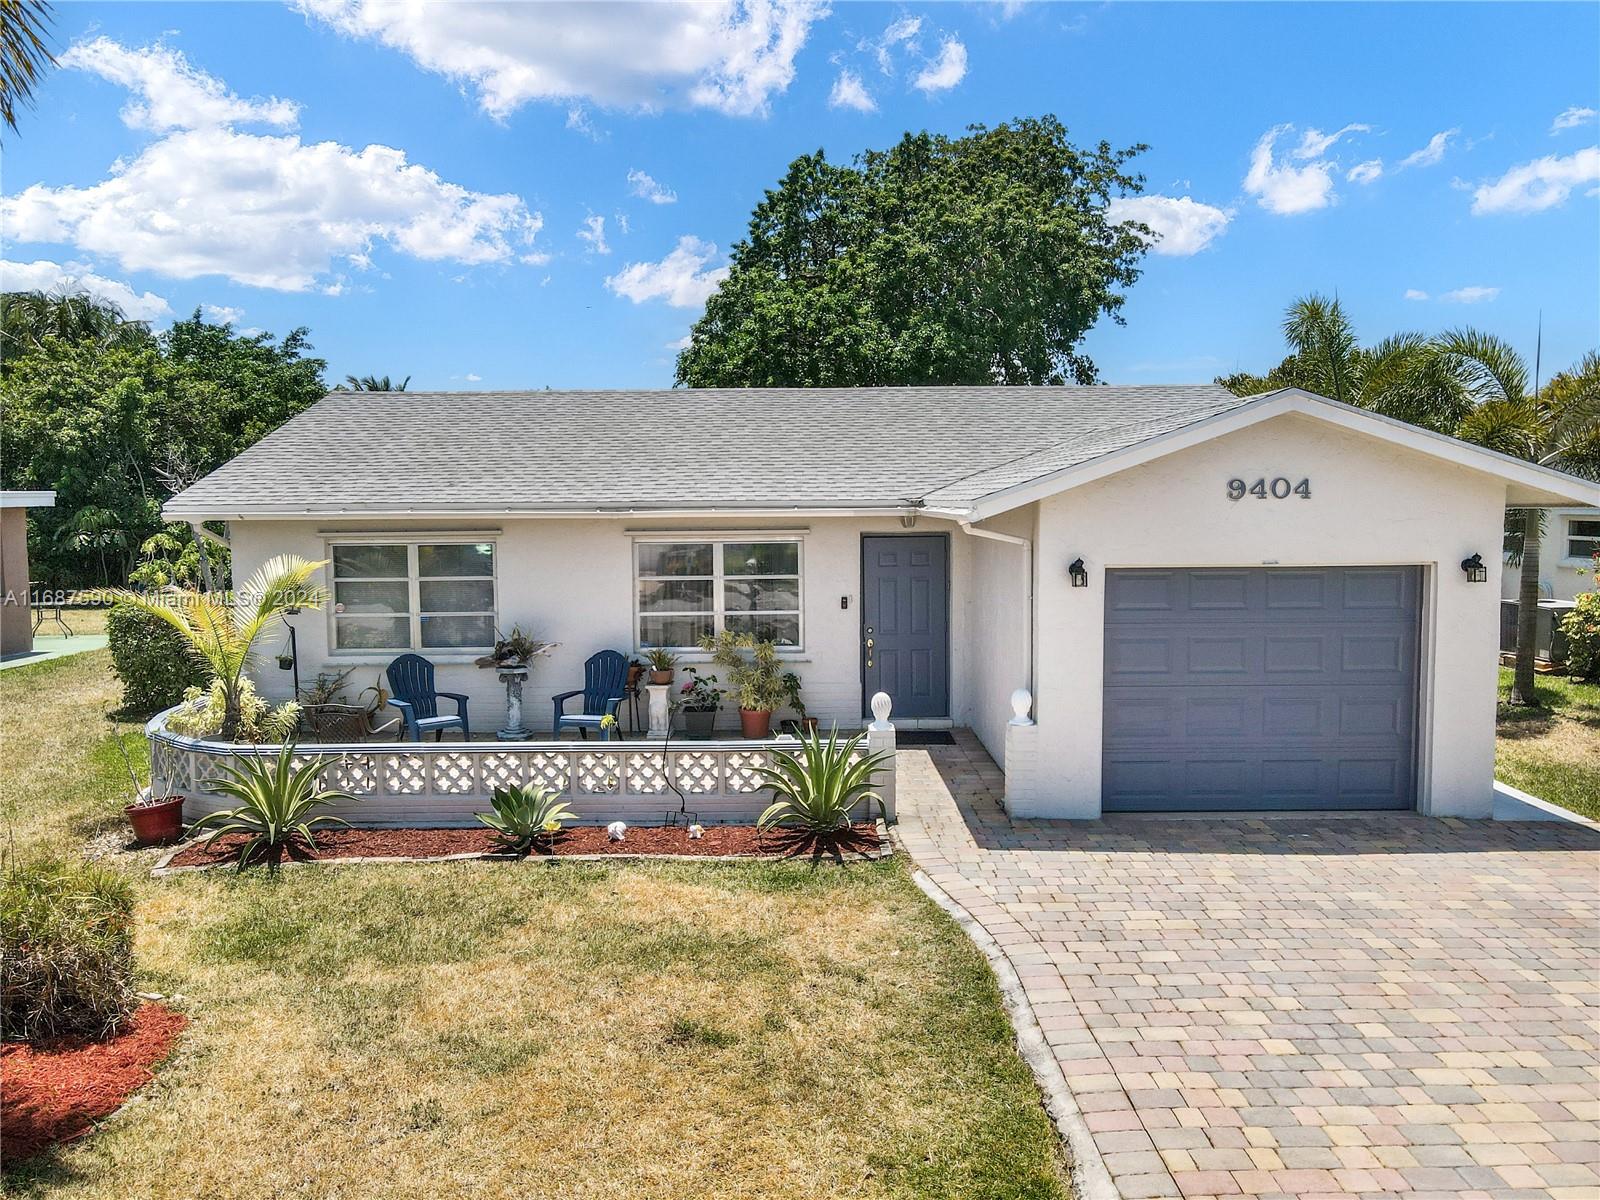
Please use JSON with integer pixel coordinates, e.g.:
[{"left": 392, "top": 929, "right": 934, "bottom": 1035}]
[
  {"left": 0, "top": 0, "right": 53, "bottom": 134},
  {"left": 0, "top": 303, "right": 327, "bottom": 587},
  {"left": 676, "top": 116, "right": 1151, "bottom": 388},
  {"left": 1, "top": 290, "right": 154, "bottom": 363},
  {"left": 1217, "top": 294, "right": 1472, "bottom": 432}
]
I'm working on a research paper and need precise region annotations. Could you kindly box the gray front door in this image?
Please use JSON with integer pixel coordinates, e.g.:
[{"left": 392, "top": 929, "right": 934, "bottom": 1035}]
[
  {"left": 1103, "top": 567, "right": 1420, "bottom": 812},
  {"left": 862, "top": 534, "right": 949, "bottom": 719}
]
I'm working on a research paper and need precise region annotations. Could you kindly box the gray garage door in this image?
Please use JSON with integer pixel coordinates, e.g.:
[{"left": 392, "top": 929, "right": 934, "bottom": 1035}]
[{"left": 1103, "top": 567, "right": 1420, "bottom": 812}]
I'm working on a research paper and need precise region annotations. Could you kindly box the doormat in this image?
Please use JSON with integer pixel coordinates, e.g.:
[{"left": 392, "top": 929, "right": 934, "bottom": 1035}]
[{"left": 895, "top": 731, "right": 955, "bottom": 746}]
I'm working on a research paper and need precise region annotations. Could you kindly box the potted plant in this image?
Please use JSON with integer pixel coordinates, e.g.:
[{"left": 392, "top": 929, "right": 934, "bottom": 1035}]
[
  {"left": 781, "top": 670, "right": 817, "bottom": 734},
  {"left": 112, "top": 727, "right": 184, "bottom": 844},
  {"left": 702, "top": 631, "right": 787, "bottom": 738},
  {"left": 644, "top": 647, "right": 679, "bottom": 685},
  {"left": 677, "top": 667, "right": 723, "bottom": 738}
]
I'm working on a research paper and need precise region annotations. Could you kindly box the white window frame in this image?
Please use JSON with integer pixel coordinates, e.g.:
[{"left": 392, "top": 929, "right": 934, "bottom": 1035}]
[
  {"left": 633, "top": 535, "right": 804, "bottom": 653},
  {"left": 1563, "top": 516, "right": 1600, "bottom": 563},
  {"left": 326, "top": 538, "right": 498, "bottom": 654}
]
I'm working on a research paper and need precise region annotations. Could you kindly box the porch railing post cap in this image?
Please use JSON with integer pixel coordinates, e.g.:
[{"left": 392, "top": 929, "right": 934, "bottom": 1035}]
[
  {"left": 1009, "top": 688, "right": 1034, "bottom": 726},
  {"left": 868, "top": 691, "right": 893, "bottom": 731}
]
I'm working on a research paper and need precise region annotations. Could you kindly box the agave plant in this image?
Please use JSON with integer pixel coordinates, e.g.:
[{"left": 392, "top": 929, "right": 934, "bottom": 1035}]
[
  {"left": 476, "top": 784, "right": 579, "bottom": 854},
  {"left": 192, "top": 744, "right": 355, "bottom": 868},
  {"left": 754, "top": 726, "right": 893, "bottom": 833}
]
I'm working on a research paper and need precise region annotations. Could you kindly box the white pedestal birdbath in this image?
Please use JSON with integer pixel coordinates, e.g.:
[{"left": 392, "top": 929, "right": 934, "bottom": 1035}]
[{"left": 496, "top": 666, "right": 531, "bottom": 740}]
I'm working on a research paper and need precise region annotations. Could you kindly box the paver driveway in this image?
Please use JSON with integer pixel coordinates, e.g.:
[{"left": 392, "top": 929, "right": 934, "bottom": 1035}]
[{"left": 896, "top": 733, "right": 1600, "bottom": 1200}]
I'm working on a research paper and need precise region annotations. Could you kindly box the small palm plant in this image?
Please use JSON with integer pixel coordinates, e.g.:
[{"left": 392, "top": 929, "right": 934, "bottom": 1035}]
[
  {"left": 476, "top": 784, "right": 579, "bottom": 854},
  {"left": 112, "top": 554, "right": 328, "bottom": 741},
  {"left": 192, "top": 744, "right": 356, "bottom": 869},
  {"left": 754, "top": 726, "right": 893, "bottom": 833}
]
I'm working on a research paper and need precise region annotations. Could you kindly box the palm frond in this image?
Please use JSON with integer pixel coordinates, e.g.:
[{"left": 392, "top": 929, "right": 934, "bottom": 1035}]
[{"left": 1434, "top": 328, "right": 1529, "bottom": 405}]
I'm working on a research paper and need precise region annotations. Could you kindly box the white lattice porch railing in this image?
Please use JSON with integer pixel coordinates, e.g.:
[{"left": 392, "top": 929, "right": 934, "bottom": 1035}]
[{"left": 146, "top": 706, "right": 897, "bottom": 827}]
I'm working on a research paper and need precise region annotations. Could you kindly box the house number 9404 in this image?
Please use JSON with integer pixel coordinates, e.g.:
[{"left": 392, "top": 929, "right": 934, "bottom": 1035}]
[{"left": 1228, "top": 477, "right": 1310, "bottom": 501}]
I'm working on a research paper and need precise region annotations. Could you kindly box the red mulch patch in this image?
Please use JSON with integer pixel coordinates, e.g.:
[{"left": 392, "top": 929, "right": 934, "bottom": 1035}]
[
  {"left": 1, "top": 1004, "right": 186, "bottom": 1164},
  {"left": 166, "top": 823, "right": 885, "bottom": 868}
]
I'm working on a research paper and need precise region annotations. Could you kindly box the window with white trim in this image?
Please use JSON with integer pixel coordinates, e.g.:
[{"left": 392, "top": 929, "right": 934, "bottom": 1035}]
[
  {"left": 330, "top": 541, "right": 496, "bottom": 652},
  {"left": 635, "top": 539, "right": 802, "bottom": 649},
  {"left": 1567, "top": 518, "right": 1600, "bottom": 561}
]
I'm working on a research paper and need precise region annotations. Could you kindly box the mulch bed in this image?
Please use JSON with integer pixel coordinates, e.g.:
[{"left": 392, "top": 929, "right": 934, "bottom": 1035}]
[
  {"left": 165, "top": 823, "right": 885, "bottom": 868},
  {"left": 1, "top": 1004, "right": 187, "bottom": 1164}
]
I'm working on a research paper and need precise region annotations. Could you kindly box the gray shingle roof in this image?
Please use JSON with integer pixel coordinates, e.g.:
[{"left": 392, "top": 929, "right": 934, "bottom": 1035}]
[{"left": 164, "top": 385, "right": 1250, "bottom": 518}]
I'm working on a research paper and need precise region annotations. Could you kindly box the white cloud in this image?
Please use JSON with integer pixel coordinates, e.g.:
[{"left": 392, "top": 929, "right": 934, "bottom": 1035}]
[
  {"left": 605, "top": 235, "right": 729, "bottom": 308},
  {"left": 1106, "top": 195, "right": 1231, "bottom": 256},
  {"left": 0, "top": 258, "right": 172, "bottom": 322},
  {"left": 59, "top": 37, "right": 299, "bottom": 131},
  {"left": 295, "top": 0, "right": 828, "bottom": 119},
  {"left": 1471, "top": 147, "right": 1600, "bottom": 214},
  {"left": 626, "top": 169, "right": 677, "bottom": 204},
  {"left": 1347, "top": 159, "right": 1383, "bottom": 185},
  {"left": 912, "top": 36, "right": 967, "bottom": 93},
  {"left": 1, "top": 41, "right": 545, "bottom": 292},
  {"left": 465, "top": 372, "right": 482, "bottom": 381},
  {"left": 1403, "top": 288, "right": 1429, "bottom": 301},
  {"left": 578, "top": 214, "right": 610, "bottom": 254},
  {"left": 872, "top": 14, "right": 922, "bottom": 73},
  {"left": 666, "top": 333, "right": 693, "bottom": 351},
  {"left": 1244, "top": 125, "right": 1339, "bottom": 215},
  {"left": 1292, "top": 123, "right": 1369, "bottom": 159},
  {"left": 1399, "top": 128, "right": 1457, "bottom": 169},
  {"left": 1440, "top": 285, "right": 1499, "bottom": 304},
  {"left": 828, "top": 69, "right": 875, "bottom": 112},
  {"left": 1551, "top": 106, "right": 1597, "bottom": 133},
  {"left": 203, "top": 304, "right": 244, "bottom": 324}
]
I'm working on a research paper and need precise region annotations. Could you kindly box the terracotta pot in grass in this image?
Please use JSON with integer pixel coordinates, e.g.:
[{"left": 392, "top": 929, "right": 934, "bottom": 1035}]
[{"left": 126, "top": 795, "right": 184, "bottom": 845}]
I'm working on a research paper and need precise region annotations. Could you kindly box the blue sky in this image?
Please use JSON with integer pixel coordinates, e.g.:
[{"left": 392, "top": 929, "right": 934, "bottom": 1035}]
[{"left": 4, "top": 1, "right": 1597, "bottom": 390}]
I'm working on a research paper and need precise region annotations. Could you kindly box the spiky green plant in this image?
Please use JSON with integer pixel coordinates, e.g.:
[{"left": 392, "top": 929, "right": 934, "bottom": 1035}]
[
  {"left": 476, "top": 784, "right": 579, "bottom": 854},
  {"left": 111, "top": 554, "right": 327, "bottom": 741},
  {"left": 754, "top": 726, "right": 893, "bottom": 833},
  {"left": 191, "top": 744, "right": 355, "bottom": 868}
]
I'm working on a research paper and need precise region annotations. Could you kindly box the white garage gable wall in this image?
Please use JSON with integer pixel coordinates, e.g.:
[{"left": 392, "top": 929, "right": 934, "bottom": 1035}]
[
  {"left": 1021, "top": 412, "right": 1507, "bottom": 820},
  {"left": 230, "top": 515, "right": 976, "bottom": 732}
]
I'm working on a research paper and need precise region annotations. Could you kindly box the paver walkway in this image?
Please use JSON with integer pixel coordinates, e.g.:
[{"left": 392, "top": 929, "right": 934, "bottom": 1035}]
[{"left": 896, "top": 732, "right": 1600, "bottom": 1200}]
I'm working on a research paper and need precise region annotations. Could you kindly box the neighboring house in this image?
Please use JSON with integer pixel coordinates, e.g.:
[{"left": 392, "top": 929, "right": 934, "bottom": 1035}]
[
  {"left": 0, "top": 490, "right": 55, "bottom": 658},
  {"left": 1502, "top": 506, "right": 1600, "bottom": 602},
  {"left": 164, "top": 386, "right": 1600, "bottom": 820}
]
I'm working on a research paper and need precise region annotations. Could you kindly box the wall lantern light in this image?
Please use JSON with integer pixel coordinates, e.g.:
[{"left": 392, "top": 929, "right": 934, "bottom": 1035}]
[
  {"left": 1068, "top": 558, "right": 1088, "bottom": 588},
  {"left": 1460, "top": 553, "right": 1487, "bottom": 583}
]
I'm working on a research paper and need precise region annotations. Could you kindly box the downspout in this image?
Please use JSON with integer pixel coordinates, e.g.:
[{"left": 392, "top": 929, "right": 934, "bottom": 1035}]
[{"left": 957, "top": 521, "right": 1035, "bottom": 703}]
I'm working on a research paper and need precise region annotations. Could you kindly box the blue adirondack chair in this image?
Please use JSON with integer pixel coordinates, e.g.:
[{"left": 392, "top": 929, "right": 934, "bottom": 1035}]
[
  {"left": 385, "top": 654, "right": 471, "bottom": 742},
  {"left": 553, "top": 650, "right": 629, "bottom": 740}
]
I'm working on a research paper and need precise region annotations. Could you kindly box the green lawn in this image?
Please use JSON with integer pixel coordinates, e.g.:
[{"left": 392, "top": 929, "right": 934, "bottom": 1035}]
[
  {"left": 0, "top": 651, "right": 1069, "bottom": 1200},
  {"left": 1496, "top": 667, "right": 1600, "bottom": 821}
]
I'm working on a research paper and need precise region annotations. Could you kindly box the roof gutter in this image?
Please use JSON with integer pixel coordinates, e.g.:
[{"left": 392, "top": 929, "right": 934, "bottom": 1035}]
[{"left": 161, "top": 502, "right": 978, "bottom": 523}]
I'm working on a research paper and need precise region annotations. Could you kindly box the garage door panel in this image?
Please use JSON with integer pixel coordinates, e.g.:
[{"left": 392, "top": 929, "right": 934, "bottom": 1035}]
[{"left": 1104, "top": 567, "right": 1419, "bottom": 812}]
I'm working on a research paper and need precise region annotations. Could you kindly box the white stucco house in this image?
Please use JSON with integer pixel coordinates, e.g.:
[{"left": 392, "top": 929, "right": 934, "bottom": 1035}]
[{"left": 163, "top": 385, "right": 1600, "bottom": 821}]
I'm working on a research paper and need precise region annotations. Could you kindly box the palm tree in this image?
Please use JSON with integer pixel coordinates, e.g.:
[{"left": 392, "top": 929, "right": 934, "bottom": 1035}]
[
  {"left": 0, "top": 289, "right": 153, "bottom": 362},
  {"left": 1, "top": 0, "right": 54, "bottom": 134},
  {"left": 1219, "top": 294, "right": 1471, "bottom": 432},
  {"left": 1435, "top": 335, "right": 1600, "bottom": 705},
  {"left": 113, "top": 555, "right": 327, "bottom": 741},
  {"left": 337, "top": 374, "right": 410, "bottom": 392}
]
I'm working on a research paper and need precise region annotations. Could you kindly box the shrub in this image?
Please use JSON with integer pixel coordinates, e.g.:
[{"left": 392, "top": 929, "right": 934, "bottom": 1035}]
[
  {"left": 192, "top": 743, "right": 356, "bottom": 868},
  {"left": 1561, "top": 588, "right": 1600, "bottom": 681},
  {"left": 476, "top": 784, "right": 578, "bottom": 854},
  {"left": 166, "top": 677, "right": 300, "bottom": 744},
  {"left": 107, "top": 602, "right": 210, "bottom": 715},
  {"left": 1, "top": 859, "right": 136, "bottom": 1042},
  {"left": 755, "top": 726, "right": 893, "bottom": 833}
]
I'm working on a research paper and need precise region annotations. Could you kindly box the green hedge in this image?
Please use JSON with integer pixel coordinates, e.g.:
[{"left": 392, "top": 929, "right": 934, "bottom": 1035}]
[
  {"left": 1, "top": 859, "right": 136, "bottom": 1041},
  {"left": 108, "top": 602, "right": 209, "bottom": 715}
]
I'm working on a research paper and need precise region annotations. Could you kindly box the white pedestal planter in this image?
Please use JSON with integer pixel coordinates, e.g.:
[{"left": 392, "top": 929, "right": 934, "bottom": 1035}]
[
  {"left": 645, "top": 683, "right": 671, "bottom": 738},
  {"left": 495, "top": 667, "right": 531, "bottom": 740}
]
